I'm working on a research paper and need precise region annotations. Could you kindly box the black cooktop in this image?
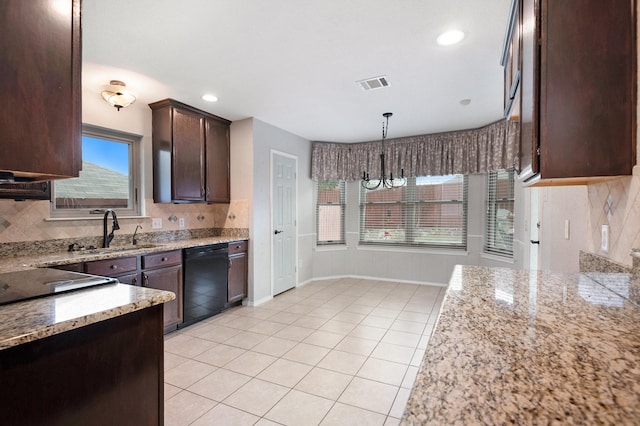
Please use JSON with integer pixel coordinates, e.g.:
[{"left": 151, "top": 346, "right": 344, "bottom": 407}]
[{"left": 0, "top": 268, "right": 118, "bottom": 306}]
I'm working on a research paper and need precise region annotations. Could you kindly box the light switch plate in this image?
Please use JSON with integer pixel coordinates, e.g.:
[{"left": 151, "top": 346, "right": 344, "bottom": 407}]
[
  {"left": 564, "top": 219, "right": 570, "bottom": 240},
  {"left": 179, "top": 218, "right": 185, "bottom": 228},
  {"left": 152, "top": 218, "right": 162, "bottom": 229},
  {"left": 601, "top": 225, "right": 609, "bottom": 252}
]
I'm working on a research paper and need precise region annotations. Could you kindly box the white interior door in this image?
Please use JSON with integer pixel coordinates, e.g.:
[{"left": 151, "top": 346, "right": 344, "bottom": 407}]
[{"left": 272, "top": 152, "right": 297, "bottom": 295}]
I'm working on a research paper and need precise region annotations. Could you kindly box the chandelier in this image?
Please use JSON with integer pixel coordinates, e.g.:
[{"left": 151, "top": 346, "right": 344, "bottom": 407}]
[{"left": 361, "top": 112, "right": 406, "bottom": 190}]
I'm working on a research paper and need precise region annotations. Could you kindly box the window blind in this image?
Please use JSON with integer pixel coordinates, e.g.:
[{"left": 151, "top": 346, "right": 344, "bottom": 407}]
[
  {"left": 316, "top": 180, "right": 346, "bottom": 245},
  {"left": 359, "top": 175, "right": 468, "bottom": 249},
  {"left": 484, "top": 169, "right": 515, "bottom": 257}
]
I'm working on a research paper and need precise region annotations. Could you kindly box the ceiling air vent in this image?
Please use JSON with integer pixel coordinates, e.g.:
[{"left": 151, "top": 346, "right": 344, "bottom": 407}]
[{"left": 356, "top": 76, "right": 390, "bottom": 91}]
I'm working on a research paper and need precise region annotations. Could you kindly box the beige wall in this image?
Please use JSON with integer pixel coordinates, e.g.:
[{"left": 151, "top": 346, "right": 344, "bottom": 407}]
[
  {"left": 583, "top": 167, "right": 639, "bottom": 267},
  {"left": 0, "top": 198, "right": 248, "bottom": 243}
]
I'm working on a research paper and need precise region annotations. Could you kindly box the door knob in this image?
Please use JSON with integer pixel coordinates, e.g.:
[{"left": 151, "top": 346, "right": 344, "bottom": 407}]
[{"left": 274, "top": 230, "right": 283, "bottom": 235}]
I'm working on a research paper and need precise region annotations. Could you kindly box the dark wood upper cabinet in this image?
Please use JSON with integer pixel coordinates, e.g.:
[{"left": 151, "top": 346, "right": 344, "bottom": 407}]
[
  {"left": 516, "top": 0, "right": 636, "bottom": 185},
  {"left": 501, "top": 0, "right": 521, "bottom": 118},
  {"left": 150, "top": 99, "right": 231, "bottom": 203},
  {"left": 205, "top": 116, "right": 231, "bottom": 203},
  {"left": 172, "top": 108, "right": 206, "bottom": 201},
  {"left": 0, "top": 0, "right": 82, "bottom": 182}
]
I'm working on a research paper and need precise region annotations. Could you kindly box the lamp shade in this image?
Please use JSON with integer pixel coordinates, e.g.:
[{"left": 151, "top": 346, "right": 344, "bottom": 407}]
[{"left": 101, "top": 80, "right": 136, "bottom": 111}]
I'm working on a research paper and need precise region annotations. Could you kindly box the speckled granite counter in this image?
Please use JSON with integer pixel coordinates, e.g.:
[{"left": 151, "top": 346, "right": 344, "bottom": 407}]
[
  {"left": 0, "top": 282, "right": 175, "bottom": 350},
  {"left": 0, "top": 235, "right": 247, "bottom": 273},
  {"left": 402, "top": 265, "right": 640, "bottom": 424},
  {"left": 0, "top": 236, "right": 247, "bottom": 350}
]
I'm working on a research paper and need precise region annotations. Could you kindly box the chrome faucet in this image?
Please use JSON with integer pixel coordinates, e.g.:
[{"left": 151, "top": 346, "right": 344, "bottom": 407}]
[{"left": 103, "top": 209, "right": 120, "bottom": 248}]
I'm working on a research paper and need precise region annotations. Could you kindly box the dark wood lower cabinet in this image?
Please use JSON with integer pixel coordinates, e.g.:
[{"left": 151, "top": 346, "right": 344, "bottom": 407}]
[
  {"left": 0, "top": 305, "right": 164, "bottom": 426},
  {"left": 228, "top": 241, "right": 248, "bottom": 305},
  {"left": 141, "top": 250, "right": 183, "bottom": 332},
  {"left": 143, "top": 265, "right": 183, "bottom": 331},
  {"left": 53, "top": 249, "right": 183, "bottom": 332}
]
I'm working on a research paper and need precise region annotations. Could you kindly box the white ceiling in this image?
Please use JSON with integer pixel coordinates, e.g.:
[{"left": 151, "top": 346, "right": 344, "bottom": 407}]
[{"left": 82, "top": 0, "right": 511, "bottom": 143}]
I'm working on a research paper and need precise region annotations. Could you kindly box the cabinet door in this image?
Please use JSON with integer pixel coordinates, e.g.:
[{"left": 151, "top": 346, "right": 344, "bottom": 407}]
[
  {"left": 205, "top": 117, "right": 230, "bottom": 203},
  {"left": 502, "top": 0, "right": 520, "bottom": 116},
  {"left": 115, "top": 272, "right": 140, "bottom": 287},
  {"left": 518, "top": 0, "right": 539, "bottom": 181},
  {"left": 172, "top": 108, "right": 205, "bottom": 201},
  {"left": 228, "top": 253, "right": 247, "bottom": 304},
  {"left": 0, "top": 0, "right": 81, "bottom": 180},
  {"left": 143, "top": 265, "right": 183, "bottom": 330},
  {"left": 539, "top": 0, "right": 635, "bottom": 179}
]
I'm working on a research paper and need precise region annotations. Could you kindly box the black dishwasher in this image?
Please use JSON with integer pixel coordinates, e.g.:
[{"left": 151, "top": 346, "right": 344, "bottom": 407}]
[{"left": 180, "top": 244, "right": 228, "bottom": 328}]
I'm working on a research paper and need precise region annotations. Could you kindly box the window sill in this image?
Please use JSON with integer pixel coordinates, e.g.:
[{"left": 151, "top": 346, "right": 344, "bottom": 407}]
[
  {"left": 315, "top": 244, "right": 348, "bottom": 252},
  {"left": 357, "top": 244, "right": 469, "bottom": 256},
  {"left": 481, "top": 252, "right": 514, "bottom": 264}
]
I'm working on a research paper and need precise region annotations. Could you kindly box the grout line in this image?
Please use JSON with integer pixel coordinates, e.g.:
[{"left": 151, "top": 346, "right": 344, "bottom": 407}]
[{"left": 165, "top": 278, "right": 442, "bottom": 425}]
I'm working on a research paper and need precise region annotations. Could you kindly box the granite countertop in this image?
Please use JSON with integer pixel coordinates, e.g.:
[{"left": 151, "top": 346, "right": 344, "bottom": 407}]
[
  {"left": 0, "top": 236, "right": 247, "bottom": 351},
  {"left": 402, "top": 265, "right": 640, "bottom": 424},
  {"left": 0, "top": 236, "right": 247, "bottom": 274},
  {"left": 0, "top": 283, "right": 174, "bottom": 351}
]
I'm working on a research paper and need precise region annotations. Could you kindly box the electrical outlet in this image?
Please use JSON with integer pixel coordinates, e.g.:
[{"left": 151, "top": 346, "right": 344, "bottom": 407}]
[
  {"left": 152, "top": 218, "right": 162, "bottom": 229},
  {"left": 601, "top": 224, "right": 609, "bottom": 252},
  {"left": 179, "top": 217, "right": 185, "bottom": 228}
]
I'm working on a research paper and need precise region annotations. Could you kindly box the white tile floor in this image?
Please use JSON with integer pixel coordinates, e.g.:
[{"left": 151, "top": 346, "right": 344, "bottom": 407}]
[{"left": 164, "top": 278, "right": 445, "bottom": 426}]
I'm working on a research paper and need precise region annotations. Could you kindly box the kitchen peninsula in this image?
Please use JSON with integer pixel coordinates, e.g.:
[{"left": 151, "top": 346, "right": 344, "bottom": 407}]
[
  {"left": 402, "top": 264, "right": 640, "bottom": 424},
  {"left": 0, "top": 272, "right": 174, "bottom": 425}
]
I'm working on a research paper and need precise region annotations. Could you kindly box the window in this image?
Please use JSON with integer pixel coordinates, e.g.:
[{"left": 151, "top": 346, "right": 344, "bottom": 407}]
[
  {"left": 51, "top": 124, "right": 141, "bottom": 218},
  {"left": 359, "top": 175, "right": 468, "bottom": 249},
  {"left": 316, "top": 180, "right": 345, "bottom": 245},
  {"left": 484, "top": 168, "right": 515, "bottom": 257}
]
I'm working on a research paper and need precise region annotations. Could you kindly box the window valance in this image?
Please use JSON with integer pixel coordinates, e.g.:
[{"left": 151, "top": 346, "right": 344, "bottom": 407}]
[{"left": 311, "top": 119, "right": 518, "bottom": 181}]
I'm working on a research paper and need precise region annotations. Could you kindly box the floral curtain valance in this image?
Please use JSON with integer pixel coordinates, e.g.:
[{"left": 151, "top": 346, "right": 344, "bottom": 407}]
[{"left": 311, "top": 119, "right": 518, "bottom": 181}]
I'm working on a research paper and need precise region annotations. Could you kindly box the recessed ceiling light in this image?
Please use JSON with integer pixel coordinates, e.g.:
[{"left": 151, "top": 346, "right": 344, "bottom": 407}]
[
  {"left": 437, "top": 30, "right": 465, "bottom": 46},
  {"left": 202, "top": 94, "right": 218, "bottom": 102}
]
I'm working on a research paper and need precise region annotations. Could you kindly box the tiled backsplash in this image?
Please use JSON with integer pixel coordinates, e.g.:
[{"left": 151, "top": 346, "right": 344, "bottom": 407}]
[
  {"left": 587, "top": 165, "right": 640, "bottom": 267},
  {"left": 0, "top": 198, "right": 249, "bottom": 244}
]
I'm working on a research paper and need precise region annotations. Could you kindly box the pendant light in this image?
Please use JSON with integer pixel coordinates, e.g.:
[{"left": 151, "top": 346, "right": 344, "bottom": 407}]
[{"left": 361, "top": 112, "right": 406, "bottom": 190}]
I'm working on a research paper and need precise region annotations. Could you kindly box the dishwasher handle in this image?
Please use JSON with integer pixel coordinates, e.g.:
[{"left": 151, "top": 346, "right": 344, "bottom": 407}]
[{"left": 184, "top": 245, "right": 228, "bottom": 258}]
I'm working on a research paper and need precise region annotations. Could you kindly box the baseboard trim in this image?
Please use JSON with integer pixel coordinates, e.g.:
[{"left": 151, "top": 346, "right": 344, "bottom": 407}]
[{"left": 299, "top": 274, "right": 447, "bottom": 288}]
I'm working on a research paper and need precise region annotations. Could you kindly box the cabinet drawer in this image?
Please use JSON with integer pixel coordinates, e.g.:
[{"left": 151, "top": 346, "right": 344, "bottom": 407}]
[
  {"left": 142, "top": 250, "right": 182, "bottom": 270},
  {"left": 85, "top": 256, "right": 138, "bottom": 277},
  {"left": 53, "top": 262, "right": 84, "bottom": 273},
  {"left": 228, "top": 240, "right": 247, "bottom": 255}
]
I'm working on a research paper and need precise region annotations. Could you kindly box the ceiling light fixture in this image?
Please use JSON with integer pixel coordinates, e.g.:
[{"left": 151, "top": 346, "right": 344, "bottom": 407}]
[
  {"left": 100, "top": 80, "right": 136, "bottom": 111},
  {"left": 202, "top": 94, "right": 218, "bottom": 102},
  {"left": 437, "top": 30, "right": 465, "bottom": 46},
  {"left": 362, "top": 112, "right": 406, "bottom": 190}
]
